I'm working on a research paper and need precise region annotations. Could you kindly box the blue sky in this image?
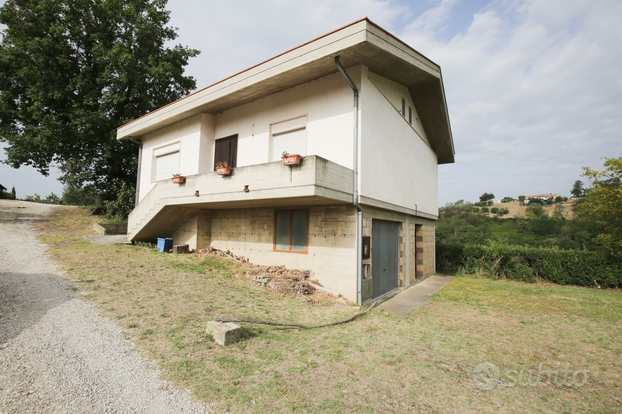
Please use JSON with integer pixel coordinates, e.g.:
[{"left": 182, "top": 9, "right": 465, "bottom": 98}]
[{"left": 1, "top": 0, "right": 621, "bottom": 205}]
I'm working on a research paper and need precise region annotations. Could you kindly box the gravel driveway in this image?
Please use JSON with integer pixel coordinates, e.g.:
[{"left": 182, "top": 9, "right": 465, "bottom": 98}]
[{"left": 0, "top": 200, "right": 213, "bottom": 413}]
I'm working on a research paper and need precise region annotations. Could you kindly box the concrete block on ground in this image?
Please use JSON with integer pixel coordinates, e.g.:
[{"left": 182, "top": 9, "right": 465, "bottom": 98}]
[
  {"left": 206, "top": 321, "right": 241, "bottom": 346},
  {"left": 173, "top": 244, "right": 189, "bottom": 254}
]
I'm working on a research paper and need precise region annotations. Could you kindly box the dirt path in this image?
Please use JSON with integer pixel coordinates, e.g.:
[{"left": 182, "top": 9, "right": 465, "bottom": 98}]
[{"left": 0, "top": 200, "right": 212, "bottom": 413}]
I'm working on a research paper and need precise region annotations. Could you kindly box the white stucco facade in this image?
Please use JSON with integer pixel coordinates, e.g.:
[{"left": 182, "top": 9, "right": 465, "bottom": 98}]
[{"left": 137, "top": 66, "right": 439, "bottom": 216}]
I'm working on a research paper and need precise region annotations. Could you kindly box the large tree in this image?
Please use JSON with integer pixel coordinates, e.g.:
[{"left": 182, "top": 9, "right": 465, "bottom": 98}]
[
  {"left": 571, "top": 180, "right": 586, "bottom": 197},
  {"left": 575, "top": 157, "right": 622, "bottom": 257},
  {"left": 0, "top": 0, "right": 199, "bottom": 198}
]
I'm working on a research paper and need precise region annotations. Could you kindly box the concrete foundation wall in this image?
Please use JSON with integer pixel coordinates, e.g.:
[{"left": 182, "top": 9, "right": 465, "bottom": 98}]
[
  {"left": 171, "top": 210, "right": 212, "bottom": 251},
  {"left": 210, "top": 205, "right": 358, "bottom": 302}
]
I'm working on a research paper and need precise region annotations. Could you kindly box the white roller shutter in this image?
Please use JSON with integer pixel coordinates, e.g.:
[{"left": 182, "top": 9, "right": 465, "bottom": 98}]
[
  {"left": 155, "top": 151, "right": 180, "bottom": 181},
  {"left": 271, "top": 128, "right": 306, "bottom": 161}
]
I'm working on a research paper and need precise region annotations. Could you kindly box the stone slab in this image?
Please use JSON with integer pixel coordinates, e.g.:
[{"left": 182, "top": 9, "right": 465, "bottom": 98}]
[{"left": 206, "top": 321, "right": 241, "bottom": 346}]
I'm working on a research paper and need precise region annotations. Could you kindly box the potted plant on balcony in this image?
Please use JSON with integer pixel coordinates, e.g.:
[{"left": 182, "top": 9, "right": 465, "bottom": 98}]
[
  {"left": 215, "top": 161, "right": 232, "bottom": 175},
  {"left": 281, "top": 151, "right": 302, "bottom": 166},
  {"left": 171, "top": 173, "right": 185, "bottom": 184}
]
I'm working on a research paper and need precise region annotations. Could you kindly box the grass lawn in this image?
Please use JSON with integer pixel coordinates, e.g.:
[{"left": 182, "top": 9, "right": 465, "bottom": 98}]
[{"left": 39, "top": 207, "right": 622, "bottom": 413}]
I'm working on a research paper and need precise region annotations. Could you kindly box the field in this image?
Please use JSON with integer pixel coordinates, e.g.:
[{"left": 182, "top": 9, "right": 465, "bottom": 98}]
[{"left": 39, "top": 207, "right": 622, "bottom": 413}]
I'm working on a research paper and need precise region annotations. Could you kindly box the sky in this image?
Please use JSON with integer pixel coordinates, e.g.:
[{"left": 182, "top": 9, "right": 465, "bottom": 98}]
[{"left": 1, "top": 0, "right": 621, "bottom": 205}]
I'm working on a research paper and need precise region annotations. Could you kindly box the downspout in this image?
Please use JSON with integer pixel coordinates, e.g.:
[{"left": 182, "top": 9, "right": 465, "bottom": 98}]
[
  {"left": 335, "top": 56, "right": 363, "bottom": 306},
  {"left": 130, "top": 138, "right": 142, "bottom": 206}
]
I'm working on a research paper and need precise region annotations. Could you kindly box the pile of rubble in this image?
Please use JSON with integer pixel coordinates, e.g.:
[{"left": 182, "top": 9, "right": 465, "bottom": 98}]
[{"left": 194, "top": 247, "right": 318, "bottom": 298}]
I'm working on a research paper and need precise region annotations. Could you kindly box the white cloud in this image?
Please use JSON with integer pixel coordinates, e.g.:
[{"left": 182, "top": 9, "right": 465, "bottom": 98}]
[
  {"left": 398, "top": 0, "right": 622, "bottom": 202},
  {"left": 169, "top": 0, "right": 409, "bottom": 87}
]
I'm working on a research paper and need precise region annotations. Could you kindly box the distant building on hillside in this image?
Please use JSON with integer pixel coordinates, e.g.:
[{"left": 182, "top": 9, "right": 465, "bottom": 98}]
[
  {"left": 0, "top": 184, "right": 6, "bottom": 193},
  {"left": 525, "top": 193, "right": 558, "bottom": 202}
]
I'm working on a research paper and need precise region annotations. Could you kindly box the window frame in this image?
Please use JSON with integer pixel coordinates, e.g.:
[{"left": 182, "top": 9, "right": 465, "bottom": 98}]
[
  {"left": 214, "top": 134, "right": 238, "bottom": 169},
  {"left": 273, "top": 209, "right": 309, "bottom": 254}
]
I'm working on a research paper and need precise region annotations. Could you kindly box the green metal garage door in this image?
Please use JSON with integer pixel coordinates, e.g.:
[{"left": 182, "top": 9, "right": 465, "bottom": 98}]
[{"left": 372, "top": 220, "right": 400, "bottom": 299}]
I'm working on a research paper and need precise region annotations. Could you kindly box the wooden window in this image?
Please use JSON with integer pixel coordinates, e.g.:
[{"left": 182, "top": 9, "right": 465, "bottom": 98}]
[
  {"left": 274, "top": 209, "right": 308, "bottom": 253},
  {"left": 214, "top": 134, "right": 238, "bottom": 169}
]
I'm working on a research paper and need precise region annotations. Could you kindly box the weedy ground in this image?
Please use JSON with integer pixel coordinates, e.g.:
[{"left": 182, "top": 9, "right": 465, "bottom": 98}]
[{"left": 39, "top": 207, "right": 622, "bottom": 413}]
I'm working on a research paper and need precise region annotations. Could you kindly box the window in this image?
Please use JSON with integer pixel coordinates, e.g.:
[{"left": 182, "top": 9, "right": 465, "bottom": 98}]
[
  {"left": 274, "top": 210, "right": 308, "bottom": 253},
  {"left": 270, "top": 115, "right": 306, "bottom": 161},
  {"left": 409, "top": 106, "right": 412, "bottom": 125},
  {"left": 401, "top": 97, "right": 406, "bottom": 116},
  {"left": 214, "top": 134, "right": 238, "bottom": 169},
  {"left": 153, "top": 143, "right": 180, "bottom": 181}
]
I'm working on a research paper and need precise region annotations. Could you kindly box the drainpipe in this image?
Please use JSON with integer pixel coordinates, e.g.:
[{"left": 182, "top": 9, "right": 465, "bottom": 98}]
[
  {"left": 335, "top": 56, "right": 363, "bottom": 306},
  {"left": 130, "top": 138, "right": 142, "bottom": 206}
]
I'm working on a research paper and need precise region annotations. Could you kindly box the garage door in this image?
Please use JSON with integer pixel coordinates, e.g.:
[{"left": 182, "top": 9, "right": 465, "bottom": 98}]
[{"left": 372, "top": 220, "right": 400, "bottom": 299}]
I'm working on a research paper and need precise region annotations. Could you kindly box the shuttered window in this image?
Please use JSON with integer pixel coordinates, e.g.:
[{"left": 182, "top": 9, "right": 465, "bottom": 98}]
[
  {"left": 270, "top": 116, "right": 306, "bottom": 161},
  {"left": 214, "top": 134, "right": 238, "bottom": 169},
  {"left": 274, "top": 210, "right": 308, "bottom": 253},
  {"left": 153, "top": 143, "right": 180, "bottom": 181}
]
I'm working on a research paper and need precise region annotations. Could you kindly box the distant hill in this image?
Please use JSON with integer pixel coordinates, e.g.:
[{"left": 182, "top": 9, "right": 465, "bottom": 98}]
[{"left": 485, "top": 200, "right": 576, "bottom": 219}]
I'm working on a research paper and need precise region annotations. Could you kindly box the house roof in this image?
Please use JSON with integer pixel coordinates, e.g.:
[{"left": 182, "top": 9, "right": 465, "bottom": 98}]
[
  {"left": 0, "top": 184, "right": 6, "bottom": 192},
  {"left": 116, "top": 18, "right": 455, "bottom": 164}
]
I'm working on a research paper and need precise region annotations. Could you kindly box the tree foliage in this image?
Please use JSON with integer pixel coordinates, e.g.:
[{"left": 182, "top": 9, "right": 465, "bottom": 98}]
[
  {"left": 571, "top": 180, "right": 586, "bottom": 197},
  {"left": 479, "top": 192, "right": 495, "bottom": 202},
  {"left": 437, "top": 200, "right": 602, "bottom": 252},
  {"left": 0, "top": 0, "right": 199, "bottom": 199},
  {"left": 575, "top": 157, "right": 622, "bottom": 257}
]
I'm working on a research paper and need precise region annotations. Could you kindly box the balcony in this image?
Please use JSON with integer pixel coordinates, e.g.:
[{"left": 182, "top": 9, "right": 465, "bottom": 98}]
[{"left": 128, "top": 155, "right": 354, "bottom": 241}]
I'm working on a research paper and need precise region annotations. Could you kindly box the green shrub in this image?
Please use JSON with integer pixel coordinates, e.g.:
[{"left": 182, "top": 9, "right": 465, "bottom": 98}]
[
  {"left": 0, "top": 191, "right": 15, "bottom": 200},
  {"left": 436, "top": 242, "right": 622, "bottom": 288},
  {"left": 103, "top": 178, "right": 135, "bottom": 221}
]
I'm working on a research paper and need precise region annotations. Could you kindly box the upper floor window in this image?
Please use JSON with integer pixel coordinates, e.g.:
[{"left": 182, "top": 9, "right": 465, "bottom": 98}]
[
  {"left": 270, "top": 115, "right": 307, "bottom": 161},
  {"left": 153, "top": 142, "right": 180, "bottom": 181},
  {"left": 214, "top": 134, "right": 238, "bottom": 169}
]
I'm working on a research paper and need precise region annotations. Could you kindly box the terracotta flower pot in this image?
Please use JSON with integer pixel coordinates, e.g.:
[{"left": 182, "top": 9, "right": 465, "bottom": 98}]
[
  {"left": 281, "top": 154, "right": 302, "bottom": 166},
  {"left": 216, "top": 166, "right": 232, "bottom": 175},
  {"left": 172, "top": 176, "right": 185, "bottom": 184}
]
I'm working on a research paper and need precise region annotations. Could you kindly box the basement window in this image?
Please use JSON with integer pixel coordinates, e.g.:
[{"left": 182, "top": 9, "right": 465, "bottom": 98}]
[{"left": 274, "top": 209, "right": 308, "bottom": 253}]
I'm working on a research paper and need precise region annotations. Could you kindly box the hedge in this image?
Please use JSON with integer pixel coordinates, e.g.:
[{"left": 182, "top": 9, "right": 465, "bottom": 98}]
[{"left": 436, "top": 243, "right": 622, "bottom": 288}]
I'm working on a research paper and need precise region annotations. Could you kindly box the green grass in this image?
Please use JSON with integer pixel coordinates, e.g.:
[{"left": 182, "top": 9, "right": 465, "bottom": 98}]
[{"left": 40, "top": 207, "right": 622, "bottom": 413}]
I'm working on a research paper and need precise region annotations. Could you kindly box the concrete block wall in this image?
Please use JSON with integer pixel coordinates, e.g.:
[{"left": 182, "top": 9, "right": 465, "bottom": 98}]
[
  {"left": 415, "top": 223, "right": 436, "bottom": 278},
  {"left": 171, "top": 210, "right": 212, "bottom": 251},
  {"left": 210, "top": 205, "right": 358, "bottom": 301}
]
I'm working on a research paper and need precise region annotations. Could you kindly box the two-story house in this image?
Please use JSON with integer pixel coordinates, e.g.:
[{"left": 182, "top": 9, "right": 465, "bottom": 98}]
[{"left": 116, "top": 18, "right": 455, "bottom": 305}]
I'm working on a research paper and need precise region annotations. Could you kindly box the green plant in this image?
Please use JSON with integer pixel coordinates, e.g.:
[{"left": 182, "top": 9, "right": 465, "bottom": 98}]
[
  {"left": 103, "top": 178, "right": 135, "bottom": 221},
  {"left": 437, "top": 242, "right": 622, "bottom": 288},
  {"left": 215, "top": 161, "right": 229, "bottom": 168}
]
